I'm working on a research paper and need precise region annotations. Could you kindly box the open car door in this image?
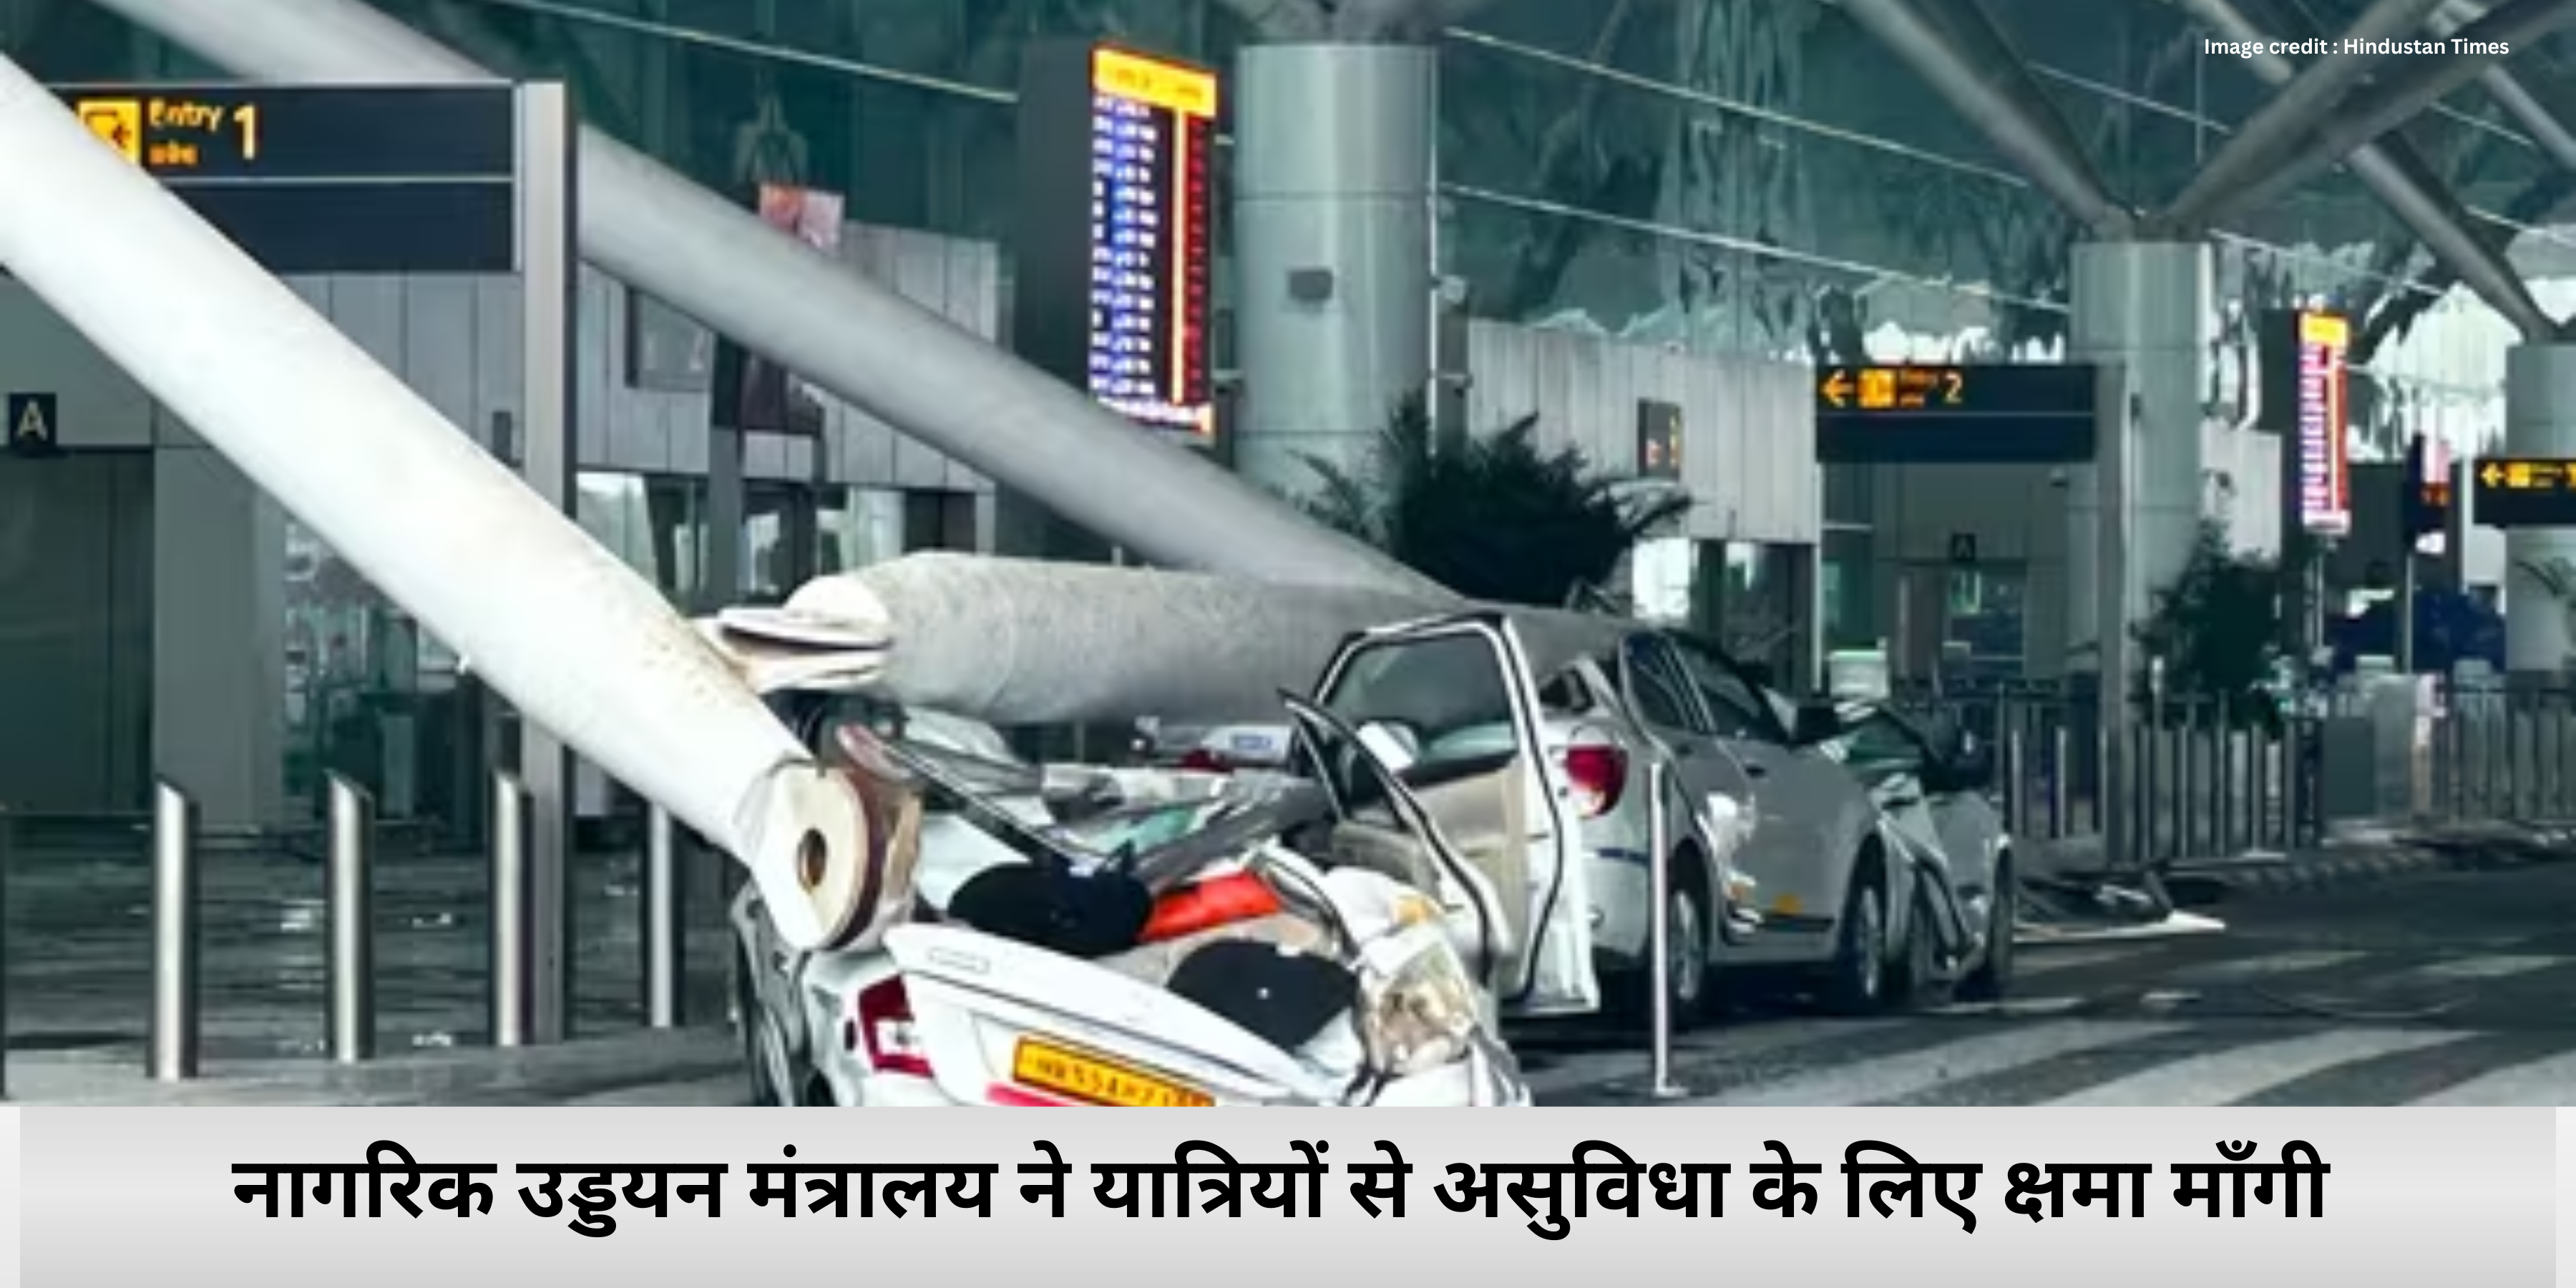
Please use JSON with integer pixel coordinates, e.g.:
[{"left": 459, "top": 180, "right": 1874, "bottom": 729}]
[{"left": 1308, "top": 612, "right": 1599, "bottom": 1017}]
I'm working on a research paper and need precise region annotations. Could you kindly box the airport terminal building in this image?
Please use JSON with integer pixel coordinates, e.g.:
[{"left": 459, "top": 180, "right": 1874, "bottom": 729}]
[{"left": 1, "top": 0, "right": 2570, "bottom": 829}]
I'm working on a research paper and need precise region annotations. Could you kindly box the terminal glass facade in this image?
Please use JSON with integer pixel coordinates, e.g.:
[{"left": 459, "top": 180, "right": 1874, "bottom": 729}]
[{"left": 3, "top": 0, "right": 2568, "bottom": 822}]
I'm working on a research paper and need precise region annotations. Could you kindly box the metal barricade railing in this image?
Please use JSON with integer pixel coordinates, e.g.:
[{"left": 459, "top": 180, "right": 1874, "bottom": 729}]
[
  {"left": 1904, "top": 674, "right": 2576, "bottom": 879},
  {"left": 19, "top": 738, "right": 708, "bottom": 1091}
]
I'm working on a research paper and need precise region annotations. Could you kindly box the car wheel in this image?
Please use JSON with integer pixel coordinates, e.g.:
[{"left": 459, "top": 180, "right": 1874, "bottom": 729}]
[
  {"left": 733, "top": 947, "right": 794, "bottom": 1107},
  {"left": 1893, "top": 889, "right": 1941, "bottom": 1009},
  {"left": 1821, "top": 858, "right": 1890, "bottom": 1016},
  {"left": 1958, "top": 859, "right": 2016, "bottom": 1002},
  {"left": 1614, "top": 852, "right": 1714, "bottom": 1025}
]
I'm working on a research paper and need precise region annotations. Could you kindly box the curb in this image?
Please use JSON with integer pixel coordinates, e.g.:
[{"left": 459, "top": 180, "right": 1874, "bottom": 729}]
[
  {"left": 2165, "top": 826, "right": 2576, "bottom": 899},
  {"left": 6, "top": 1027, "right": 739, "bottom": 1106}
]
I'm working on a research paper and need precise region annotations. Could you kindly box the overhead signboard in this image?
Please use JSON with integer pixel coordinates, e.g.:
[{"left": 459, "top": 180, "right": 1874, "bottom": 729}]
[
  {"left": 1812, "top": 363, "right": 2097, "bottom": 464},
  {"left": 54, "top": 83, "right": 517, "bottom": 275},
  {"left": 2470, "top": 456, "right": 2576, "bottom": 528},
  {"left": 1013, "top": 44, "right": 1218, "bottom": 445},
  {"left": 2289, "top": 311, "right": 2353, "bottom": 536}
]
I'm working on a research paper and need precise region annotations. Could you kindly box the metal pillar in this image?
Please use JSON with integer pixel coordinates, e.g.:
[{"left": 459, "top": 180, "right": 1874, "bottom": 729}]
[
  {"left": 1642, "top": 761, "right": 1687, "bottom": 1098},
  {"left": 1233, "top": 43, "right": 1437, "bottom": 499},
  {"left": 2167, "top": 0, "right": 2556, "bottom": 340},
  {"left": 2203, "top": 0, "right": 2576, "bottom": 244},
  {"left": 2064, "top": 243, "right": 2210, "bottom": 678},
  {"left": 643, "top": 804, "right": 686, "bottom": 1029},
  {"left": 515, "top": 83, "right": 578, "bottom": 1045},
  {"left": 325, "top": 774, "right": 376, "bottom": 1064},
  {"left": 2095, "top": 363, "right": 2139, "bottom": 872},
  {"left": 2504, "top": 345, "right": 2576, "bottom": 675},
  {"left": 490, "top": 771, "right": 532, "bottom": 1048},
  {"left": 2162, "top": 0, "right": 2453, "bottom": 227},
  {"left": 90, "top": 0, "right": 1444, "bottom": 598},
  {"left": 1834, "top": 0, "right": 2133, "bottom": 236},
  {"left": 149, "top": 781, "right": 200, "bottom": 1081}
]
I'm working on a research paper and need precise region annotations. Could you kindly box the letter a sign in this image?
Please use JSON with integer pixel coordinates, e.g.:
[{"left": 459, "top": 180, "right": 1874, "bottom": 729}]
[{"left": 7, "top": 392, "right": 59, "bottom": 457}]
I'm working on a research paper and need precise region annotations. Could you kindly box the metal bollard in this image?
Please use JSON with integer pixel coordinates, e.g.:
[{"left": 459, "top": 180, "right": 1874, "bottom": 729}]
[
  {"left": 490, "top": 770, "right": 532, "bottom": 1048},
  {"left": 2001, "top": 728, "right": 2027, "bottom": 836},
  {"left": 149, "top": 781, "right": 200, "bottom": 1081},
  {"left": 0, "top": 804, "right": 11, "bottom": 1100},
  {"left": 1642, "top": 760, "right": 1686, "bottom": 1099},
  {"left": 326, "top": 774, "right": 376, "bottom": 1063},
  {"left": 2049, "top": 724, "right": 2070, "bottom": 841},
  {"left": 2212, "top": 697, "right": 2236, "bottom": 854},
  {"left": 642, "top": 803, "right": 684, "bottom": 1029}
]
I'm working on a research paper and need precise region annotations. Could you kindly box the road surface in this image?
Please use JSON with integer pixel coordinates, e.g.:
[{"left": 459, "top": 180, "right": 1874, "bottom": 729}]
[{"left": 1528, "top": 856, "right": 2576, "bottom": 1106}]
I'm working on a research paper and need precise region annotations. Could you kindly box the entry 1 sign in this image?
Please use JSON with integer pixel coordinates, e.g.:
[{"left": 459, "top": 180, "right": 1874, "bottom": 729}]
[
  {"left": 1812, "top": 363, "right": 2097, "bottom": 464},
  {"left": 52, "top": 82, "right": 517, "bottom": 275}
]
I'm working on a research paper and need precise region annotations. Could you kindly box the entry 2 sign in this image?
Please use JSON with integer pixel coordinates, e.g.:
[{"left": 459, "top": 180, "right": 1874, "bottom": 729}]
[
  {"left": 2470, "top": 456, "right": 2576, "bottom": 529},
  {"left": 1812, "top": 363, "right": 2098, "bottom": 464}
]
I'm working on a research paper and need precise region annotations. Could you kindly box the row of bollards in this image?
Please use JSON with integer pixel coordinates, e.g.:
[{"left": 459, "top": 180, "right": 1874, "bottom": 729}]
[{"left": 144, "top": 769, "right": 694, "bottom": 1082}]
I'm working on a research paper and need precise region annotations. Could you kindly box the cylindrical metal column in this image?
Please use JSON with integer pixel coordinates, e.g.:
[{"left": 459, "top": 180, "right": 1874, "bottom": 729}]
[
  {"left": 1642, "top": 761, "right": 1684, "bottom": 1098},
  {"left": 326, "top": 774, "right": 376, "bottom": 1063},
  {"left": 490, "top": 771, "right": 532, "bottom": 1048},
  {"left": 149, "top": 781, "right": 200, "bottom": 1081},
  {"left": 643, "top": 804, "right": 684, "bottom": 1029},
  {"left": 1227, "top": 42, "right": 1437, "bottom": 500},
  {"left": 2064, "top": 242, "right": 2212, "bottom": 680},
  {"left": 2505, "top": 344, "right": 2576, "bottom": 676}
]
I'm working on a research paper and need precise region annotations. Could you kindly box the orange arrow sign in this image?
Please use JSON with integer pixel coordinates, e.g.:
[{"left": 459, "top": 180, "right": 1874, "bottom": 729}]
[{"left": 1820, "top": 369, "right": 1853, "bottom": 408}]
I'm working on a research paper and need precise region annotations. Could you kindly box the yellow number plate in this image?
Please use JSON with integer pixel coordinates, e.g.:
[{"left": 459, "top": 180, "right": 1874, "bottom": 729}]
[{"left": 1012, "top": 1038, "right": 1214, "bottom": 1108}]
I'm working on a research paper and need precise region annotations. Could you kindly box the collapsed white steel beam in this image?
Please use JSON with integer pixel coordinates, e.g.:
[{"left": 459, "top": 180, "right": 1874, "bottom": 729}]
[
  {"left": 713, "top": 552, "right": 1628, "bottom": 728},
  {"left": 2172, "top": 0, "right": 2557, "bottom": 340},
  {"left": 2161, "top": 0, "right": 2453, "bottom": 231},
  {"left": 89, "top": 0, "right": 1444, "bottom": 598},
  {"left": 2206, "top": 0, "right": 2576, "bottom": 245},
  {"left": 0, "top": 54, "right": 874, "bottom": 953}
]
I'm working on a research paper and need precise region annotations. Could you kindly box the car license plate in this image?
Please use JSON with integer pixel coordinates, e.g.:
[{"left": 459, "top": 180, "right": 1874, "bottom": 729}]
[{"left": 1011, "top": 1038, "right": 1214, "bottom": 1108}]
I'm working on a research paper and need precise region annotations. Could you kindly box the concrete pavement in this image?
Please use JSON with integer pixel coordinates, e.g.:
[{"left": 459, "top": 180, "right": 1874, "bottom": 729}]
[
  {"left": 12, "top": 831, "right": 2576, "bottom": 1108},
  {"left": 1, "top": 840, "right": 740, "bottom": 1099},
  {"left": 1536, "top": 854, "right": 2576, "bottom": 1106}
]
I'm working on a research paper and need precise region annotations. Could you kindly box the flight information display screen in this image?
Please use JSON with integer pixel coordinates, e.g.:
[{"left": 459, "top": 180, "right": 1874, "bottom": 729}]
[{"left": 1081, "top": 48, "right": 1216, "bottom": 440}]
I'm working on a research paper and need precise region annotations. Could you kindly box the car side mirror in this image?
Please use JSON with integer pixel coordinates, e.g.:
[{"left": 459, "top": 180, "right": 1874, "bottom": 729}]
[{"left": 1792, "top": 700, "right": 1842, "bottom": 745}]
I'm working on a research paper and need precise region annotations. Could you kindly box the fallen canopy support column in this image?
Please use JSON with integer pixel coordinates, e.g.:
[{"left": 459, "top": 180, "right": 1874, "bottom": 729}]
[
  {"left": 89, "top": 0, "right": 1445, "bottom": 597},
  {"left": 0, "top": 54, "right": 869, "bottom": 952}
]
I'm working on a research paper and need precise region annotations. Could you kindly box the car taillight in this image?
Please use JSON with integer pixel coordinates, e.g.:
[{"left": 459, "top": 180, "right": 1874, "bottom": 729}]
[
  {"left": 1176, "top": 748, "right": 1229, "bottom": 773},
  {"left": 1558, "top": 743, "right": 1627, "bottom": 818},
  {"left": 845, "top": 976, "right": 931, "bottom": 1078}
]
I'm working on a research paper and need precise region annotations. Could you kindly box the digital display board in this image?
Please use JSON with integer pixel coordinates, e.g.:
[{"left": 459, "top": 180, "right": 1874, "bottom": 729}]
[
  {"left": 2470, "top": 456, "right": 2576, "bottom": 529},
  {"left": 53, "top": 83, "right": 517, "bottom": 275},
  {"left": 1812, "top": 364, "right": 2097, "bottom": 464},
  {"left": 2291, "top": 311, "right": 2353, "bottom": 536},
  {"left": 1015, "top": 44, "right": 1218, "bottom": 445}
]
